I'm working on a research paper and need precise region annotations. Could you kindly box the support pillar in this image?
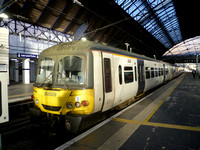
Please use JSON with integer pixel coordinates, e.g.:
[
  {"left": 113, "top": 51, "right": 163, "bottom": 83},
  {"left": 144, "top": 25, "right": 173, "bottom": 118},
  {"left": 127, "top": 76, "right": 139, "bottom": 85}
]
[
  {"left": 22, "top": 58, "right": 30, "bottom": 84},
  {"left": 15, "top": 60, "right": 19, "bottom": 82}
]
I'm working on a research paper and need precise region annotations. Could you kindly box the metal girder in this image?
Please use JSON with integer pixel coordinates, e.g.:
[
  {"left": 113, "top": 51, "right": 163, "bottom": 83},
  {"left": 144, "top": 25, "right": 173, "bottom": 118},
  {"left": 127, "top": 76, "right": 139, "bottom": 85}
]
[
  {"left": 141, "top": 0, "right": 175, "bottom": 47},
  {"left": 0, "top": 0, "right": 15, "bottom": 13},
  {"left": 0, "top": 19, "right": 73, "bottom": 43}
]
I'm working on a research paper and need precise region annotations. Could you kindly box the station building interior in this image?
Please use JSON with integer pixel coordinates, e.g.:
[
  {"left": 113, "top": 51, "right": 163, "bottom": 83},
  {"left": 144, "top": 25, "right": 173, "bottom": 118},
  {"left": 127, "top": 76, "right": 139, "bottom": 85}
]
[
  {"left": 0, "top": 0, "right": 200, "bottom": 84},
  {"left": 0, "top": 0, "right": 200, "bottom": 149}
]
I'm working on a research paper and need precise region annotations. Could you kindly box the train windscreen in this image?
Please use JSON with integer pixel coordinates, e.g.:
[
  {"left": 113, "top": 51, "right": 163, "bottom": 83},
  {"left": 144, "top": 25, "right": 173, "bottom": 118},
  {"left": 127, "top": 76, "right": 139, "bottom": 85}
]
[
  {"left": 57, "top": 56, "right": 85, "bottom": 85},
  {"left": 36, "top": 57, "right": 55, "bottom": 84}
]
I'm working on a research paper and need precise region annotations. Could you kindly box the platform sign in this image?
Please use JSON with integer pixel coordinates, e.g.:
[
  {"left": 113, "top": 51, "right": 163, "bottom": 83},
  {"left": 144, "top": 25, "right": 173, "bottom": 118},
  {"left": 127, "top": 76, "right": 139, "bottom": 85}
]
[
  {"left": 17, "top": 53, "right": 38, "bottom": 59},
  {"left": 0, "top": 64, "right": 7, "bottom": 72}
]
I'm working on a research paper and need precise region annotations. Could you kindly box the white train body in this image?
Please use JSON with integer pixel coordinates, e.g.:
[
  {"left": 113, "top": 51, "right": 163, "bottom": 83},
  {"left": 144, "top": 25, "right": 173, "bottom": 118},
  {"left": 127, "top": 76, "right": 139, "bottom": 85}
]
[
  {"left": 32, "top": 40, "right": 183, "bottom": 132},
  {"left": 92, "top": 49, "right": 182, "bottom": 113}
]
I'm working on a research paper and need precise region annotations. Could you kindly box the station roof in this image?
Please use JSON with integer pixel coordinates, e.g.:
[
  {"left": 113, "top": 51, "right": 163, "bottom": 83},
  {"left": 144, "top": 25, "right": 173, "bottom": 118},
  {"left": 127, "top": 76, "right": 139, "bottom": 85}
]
[
  {"left": 163, "top": 36, "right": 200, "bottom": 62},
  {"left": 1, "top": 0, "right": 200, "bottom": 62},
  {"left": 115, "top": 0, "right": 182, "bottom": 49}
]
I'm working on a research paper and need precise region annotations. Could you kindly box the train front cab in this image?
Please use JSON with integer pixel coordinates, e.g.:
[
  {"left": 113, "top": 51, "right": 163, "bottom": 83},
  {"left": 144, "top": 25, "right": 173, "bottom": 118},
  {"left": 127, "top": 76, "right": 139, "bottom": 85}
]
[{"left": 31, "top": 49, "right": 97, "bottom": 132}]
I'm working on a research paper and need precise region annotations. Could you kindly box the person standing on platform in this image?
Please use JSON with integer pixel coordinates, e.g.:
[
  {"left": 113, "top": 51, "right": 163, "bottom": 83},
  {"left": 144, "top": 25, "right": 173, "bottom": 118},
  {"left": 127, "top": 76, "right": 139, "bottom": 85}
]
[{"left": 192, "top": 69, "right": 196, "bottom": 79}]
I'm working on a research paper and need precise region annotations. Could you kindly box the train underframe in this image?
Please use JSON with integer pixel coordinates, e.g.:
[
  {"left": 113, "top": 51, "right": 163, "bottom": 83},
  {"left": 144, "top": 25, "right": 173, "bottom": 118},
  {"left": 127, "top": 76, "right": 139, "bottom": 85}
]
[{"left": 30, "top": 107, "right": 106, "bottom": 134}]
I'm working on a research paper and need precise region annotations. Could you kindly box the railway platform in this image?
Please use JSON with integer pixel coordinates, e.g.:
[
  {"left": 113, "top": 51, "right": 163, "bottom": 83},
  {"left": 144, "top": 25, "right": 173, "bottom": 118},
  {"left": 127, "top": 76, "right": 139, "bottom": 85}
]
[
  {"left": 56, "top": 73, "right": 200, "bottom": 150},
  {"left": 8, "top": 83, "right": 33, "bottom": 103}
]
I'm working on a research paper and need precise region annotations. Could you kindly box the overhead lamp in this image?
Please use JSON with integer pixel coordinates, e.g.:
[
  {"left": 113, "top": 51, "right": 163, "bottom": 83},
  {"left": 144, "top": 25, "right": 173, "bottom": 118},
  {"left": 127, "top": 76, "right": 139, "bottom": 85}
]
[
  {"left": 0, "top": 13, "right": 8, "bottom": 19},
  {"left": 73, "top": 0, "right": 84, "bottom": 7},
  {"left": 11, "top": 59, "right": 18, "bottom": 61},
  {"left": 81, "top": 37, "right": 87, "bottom": 41}
]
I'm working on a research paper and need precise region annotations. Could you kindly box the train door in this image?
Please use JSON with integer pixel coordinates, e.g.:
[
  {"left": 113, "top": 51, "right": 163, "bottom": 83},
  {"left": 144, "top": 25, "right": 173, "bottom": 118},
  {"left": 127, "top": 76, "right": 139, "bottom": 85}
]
[
  {"left": 101, "top": 53, "right": 115, "bottom": 112},
  {"left": 163, "top": 64, "right": 166, "bottom": 82},
  {"left": 137, "top": 59, "right": 145, "bottom": 95}
]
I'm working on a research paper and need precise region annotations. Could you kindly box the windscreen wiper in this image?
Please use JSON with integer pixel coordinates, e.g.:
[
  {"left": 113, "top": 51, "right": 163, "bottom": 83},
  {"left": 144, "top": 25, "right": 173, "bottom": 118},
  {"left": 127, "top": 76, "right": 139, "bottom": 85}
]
[
  {"left": 39, "top": 72, "right": 53, "bottom": 87},
  {"left": 57, "top": 72, "right": 68, "bottom": 89}
]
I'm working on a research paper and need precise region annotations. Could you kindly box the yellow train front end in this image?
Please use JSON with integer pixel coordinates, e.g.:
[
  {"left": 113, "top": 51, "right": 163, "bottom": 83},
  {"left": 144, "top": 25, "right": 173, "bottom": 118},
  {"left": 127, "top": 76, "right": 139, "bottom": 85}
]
[
  {"left": 33, "top": 87, "right": 94, "bottom": 115},
  {"left": 31, "top": 42, "right": 95, "bottom": 133}
]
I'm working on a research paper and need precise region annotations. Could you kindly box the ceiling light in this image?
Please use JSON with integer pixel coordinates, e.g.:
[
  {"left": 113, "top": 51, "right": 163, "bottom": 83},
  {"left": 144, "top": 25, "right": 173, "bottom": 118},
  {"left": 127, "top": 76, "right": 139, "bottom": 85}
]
[
  {"left": 81, "top": 37, "right": 87, "bottom": 41},
  {"left": 0, "top": 13, "right": 8, "bottom": 19}
]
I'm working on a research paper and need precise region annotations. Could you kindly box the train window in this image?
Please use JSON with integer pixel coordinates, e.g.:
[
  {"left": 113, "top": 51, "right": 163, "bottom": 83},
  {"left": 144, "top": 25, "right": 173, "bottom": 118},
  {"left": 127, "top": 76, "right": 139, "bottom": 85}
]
[
  {"left": 151, "top": 68, "right": 154, "bottom": 78},
  {"left": 57, "top": 56, "right": 84, "bottom": 85},
  {"left": 155, "top": 68, "right": 158, "bottom": 77},
  {"left": 145, "top": 67, "right": 150, "bottom": 79},
  {"left": 124, "top": 66, "right": 133, "bottom": 70},
  {"left": 124, "top": 66, "right": 133, "bottom": 83},
  {"left": 134, "top": 66, "right": 137, "bottom": 81},
  {"left": 36, "top": 57, "right": 55, "bottom": 84},
  {"left": 124, "top": 72, "right": 134, "bottom": 83},
  {"left": 104, "top": 58, "right": 112, "bottom": 93},
  {"left": 118, "top": 65, "right": 122, "bottom": 85}
]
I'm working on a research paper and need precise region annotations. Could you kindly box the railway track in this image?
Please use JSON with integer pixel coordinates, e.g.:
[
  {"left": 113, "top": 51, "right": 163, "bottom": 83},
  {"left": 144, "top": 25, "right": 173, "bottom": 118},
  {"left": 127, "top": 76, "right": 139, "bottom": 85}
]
[{"left": 0, "top": 99, "right": 34, "bottom": 134}]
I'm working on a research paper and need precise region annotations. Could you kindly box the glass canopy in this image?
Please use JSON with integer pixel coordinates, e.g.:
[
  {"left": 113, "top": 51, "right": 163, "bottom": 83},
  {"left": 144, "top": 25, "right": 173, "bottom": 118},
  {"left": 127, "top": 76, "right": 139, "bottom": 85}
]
[
  {"left": 115, "top": 0, "right": 182, "bottom": 49},
  {"left": 163, "top": 36, "right": 200, "bottom": 59}
]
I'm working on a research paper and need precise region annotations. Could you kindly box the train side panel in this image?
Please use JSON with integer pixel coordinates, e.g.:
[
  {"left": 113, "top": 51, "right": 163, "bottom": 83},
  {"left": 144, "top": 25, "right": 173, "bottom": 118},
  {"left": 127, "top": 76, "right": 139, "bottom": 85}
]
[
  {"left": 144, "top": 60, "right": 164, "bottom": 92},
  {"left": 168, "top": 65, "right": 173, "bottom": 80},
  {"left": 92, "top": 51, "right": 104, "bottom": 113},
  {"left": 113, "top": 55, "right": 138, "bottom": 107}
]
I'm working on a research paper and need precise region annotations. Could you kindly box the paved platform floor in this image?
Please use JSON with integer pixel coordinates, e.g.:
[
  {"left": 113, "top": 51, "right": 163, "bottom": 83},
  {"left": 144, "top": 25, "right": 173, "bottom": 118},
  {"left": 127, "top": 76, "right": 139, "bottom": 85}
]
[
  {"left": 8, "top": 83, "right": 33, "bottom": 103},
  {"left": 57, "top": 73, "right": 200, "bottom": 150}
]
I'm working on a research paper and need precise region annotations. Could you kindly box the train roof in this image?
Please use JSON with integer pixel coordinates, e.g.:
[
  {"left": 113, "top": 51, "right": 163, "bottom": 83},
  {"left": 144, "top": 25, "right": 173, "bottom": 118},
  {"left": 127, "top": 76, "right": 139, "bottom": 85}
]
[{"left": 40, "top": 40, "right": 164, "bottom": 63}]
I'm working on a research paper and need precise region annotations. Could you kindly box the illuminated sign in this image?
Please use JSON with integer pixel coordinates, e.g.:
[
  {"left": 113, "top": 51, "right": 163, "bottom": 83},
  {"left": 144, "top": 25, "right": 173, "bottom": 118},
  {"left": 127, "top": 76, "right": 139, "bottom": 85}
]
[{"left": 17, "top": 53, "right": 38, "bottom": 59}]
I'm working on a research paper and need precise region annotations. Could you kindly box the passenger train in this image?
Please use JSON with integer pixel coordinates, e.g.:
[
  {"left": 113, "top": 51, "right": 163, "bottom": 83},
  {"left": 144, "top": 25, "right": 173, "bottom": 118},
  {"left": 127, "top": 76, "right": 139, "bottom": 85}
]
[{"left": 31, "top": 40, "right": 183, "bottom": 132}]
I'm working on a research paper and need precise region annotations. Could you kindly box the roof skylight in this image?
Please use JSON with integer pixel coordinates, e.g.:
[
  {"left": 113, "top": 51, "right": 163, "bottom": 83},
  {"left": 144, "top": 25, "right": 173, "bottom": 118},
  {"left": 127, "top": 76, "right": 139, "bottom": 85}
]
[{"left": 115, "top": 0, "right": 182, "bottom": 49}]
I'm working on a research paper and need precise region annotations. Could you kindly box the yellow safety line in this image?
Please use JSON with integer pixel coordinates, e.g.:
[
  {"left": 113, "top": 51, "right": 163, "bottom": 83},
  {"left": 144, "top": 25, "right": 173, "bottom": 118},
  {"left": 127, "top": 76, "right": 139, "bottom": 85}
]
[
  {"left": 112, "top": 118, "right": 200, "bottom": 132},
  {"left": 144, "top": 74, "right": 186, "bottom": 122},
  {"left": 144, "top": 100, "right": 165, "bottom": 122},
  {"left": 8, "top": 93, "right": 33, "bottom": 98}
]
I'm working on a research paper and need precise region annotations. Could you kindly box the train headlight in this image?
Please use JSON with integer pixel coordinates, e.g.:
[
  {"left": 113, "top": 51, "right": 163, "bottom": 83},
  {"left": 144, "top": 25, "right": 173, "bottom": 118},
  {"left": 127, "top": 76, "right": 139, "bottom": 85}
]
[
  {"left": 67, "top": 103, "right": 73, "bottom": 109},
  {"left": 35, "top": 99, "right": 39, "bottom": 104},
  {"left": 75, "top": 102, "right": 81, "bottom": 108}
]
